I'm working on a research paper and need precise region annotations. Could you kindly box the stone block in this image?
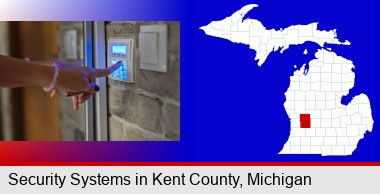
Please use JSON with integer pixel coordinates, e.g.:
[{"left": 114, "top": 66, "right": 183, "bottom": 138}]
[
  {"left": 106, "top": 22, "right": 138, "bottom": 38},
  {"left": 109, "top": 116, "right": 125, "bottom": 141},
  {"left": 108, "top": 87, "right": 137, "bottom": 123},
  {"left": 136, "top": 94, "right": 163, "bottom": 134},
  {"left": 135, "top": 60, "right": 180, "bottom": 100},
  {"left": 109, "top": 116, "right": 167, "bottom": 141},
  {"left": 168, "top": 22, "right": 180, "bottom": 53},
  {"left": 123, "top": 123, "right": 167, "bottom": 141}
]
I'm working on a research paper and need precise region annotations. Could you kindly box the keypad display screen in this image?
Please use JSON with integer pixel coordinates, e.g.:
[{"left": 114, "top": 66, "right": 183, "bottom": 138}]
[
  {"left": 111, "top": 60, "right": 127, "bottom": 81},
  {"left": 112, "top": 45, "right": 127, "bottom": 54}
]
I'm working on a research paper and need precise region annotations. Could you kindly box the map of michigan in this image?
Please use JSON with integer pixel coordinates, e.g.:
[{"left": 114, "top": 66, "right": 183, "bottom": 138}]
[
  {"left": 279, "top": 49, "right": 373, "bottom": 155},
  {"left": 200, "top": 4, "right": 350, "bottom": 66},
  {"left": 200, "top": 4, "right": 374, "bottom": 156}
]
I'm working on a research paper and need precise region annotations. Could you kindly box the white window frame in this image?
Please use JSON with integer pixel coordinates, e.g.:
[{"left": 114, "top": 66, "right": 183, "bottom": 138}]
[{"left": 84, "top": 21, "right": 108, "bottom": 141}]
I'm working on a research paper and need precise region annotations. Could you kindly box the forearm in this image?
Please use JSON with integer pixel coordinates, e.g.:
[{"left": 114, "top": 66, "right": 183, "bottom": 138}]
[{"left": 0, "top": 55, "right": 54, "bottom": 88}]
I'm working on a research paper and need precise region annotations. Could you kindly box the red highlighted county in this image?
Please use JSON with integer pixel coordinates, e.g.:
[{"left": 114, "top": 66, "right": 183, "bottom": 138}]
[{"left": 300, "top": 114, "right": 311, "bottom": 128}]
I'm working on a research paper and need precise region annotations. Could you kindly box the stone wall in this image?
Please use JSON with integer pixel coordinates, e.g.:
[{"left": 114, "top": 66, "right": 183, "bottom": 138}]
[
  {"left": 56, "top": 21, "right": 180, "bottom": 141},
  {"left": 106, "top": 22, "right": 180, "bottom": 140}
]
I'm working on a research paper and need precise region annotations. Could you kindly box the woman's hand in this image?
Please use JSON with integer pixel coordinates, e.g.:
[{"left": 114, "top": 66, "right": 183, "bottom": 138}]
[
  {"left": 55, "top": 61, "right": 122, "bottom": 110},
  {"left": 0, "top": 55, "right": 121, "bottom": 110}
]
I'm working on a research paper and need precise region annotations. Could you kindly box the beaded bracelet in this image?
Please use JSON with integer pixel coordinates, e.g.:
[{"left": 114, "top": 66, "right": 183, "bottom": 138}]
[
  {"left": 24, "top": 58, "right": 60, "bottom": 93},
  {"left": 43, "top": 63, "right": 60, "bottom": 92}
]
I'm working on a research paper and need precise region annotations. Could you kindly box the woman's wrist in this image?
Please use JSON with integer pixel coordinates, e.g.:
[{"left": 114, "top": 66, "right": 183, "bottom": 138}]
[
  {"left": 43, "top": 63, "right": 60, "bottom": 92},
  {"left": 33, "top": 63, "right": 55, "bottom": 87}
]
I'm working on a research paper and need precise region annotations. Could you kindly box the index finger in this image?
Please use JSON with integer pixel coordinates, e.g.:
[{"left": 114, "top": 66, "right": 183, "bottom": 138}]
[{"left": 90, "top": 61, "right": 122, "bottom": 79}]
